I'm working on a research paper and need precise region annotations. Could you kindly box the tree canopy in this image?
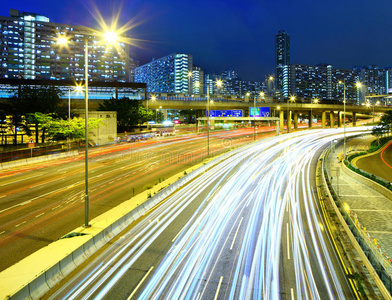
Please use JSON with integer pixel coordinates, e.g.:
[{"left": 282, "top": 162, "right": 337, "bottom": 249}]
[
  {"left": 371, "top": 110, "right": 392, "bottom": 144},
  {"left": 0, "top": 85, "right": 66, "bottom": 143},
  {"left": 98, "top": 97, "right": 152, "bottom": 131},
  {"left": 31, "top": 112, "right": 102, "bottom": 142}
]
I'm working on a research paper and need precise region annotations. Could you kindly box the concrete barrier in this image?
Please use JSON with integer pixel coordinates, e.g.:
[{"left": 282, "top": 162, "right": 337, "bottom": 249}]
[
  {"left": 59, "top": 253, "right": 77, "bottom": 278},
  {"left": 72, "top": 242, "right": 91, "bottom": 267}
]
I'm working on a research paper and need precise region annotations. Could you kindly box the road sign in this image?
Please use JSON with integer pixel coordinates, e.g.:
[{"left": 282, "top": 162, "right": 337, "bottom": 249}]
[
  {"left": 249, "top": 107, "right": 271, "bottom": 117},
  {"left": 207, "top": 110, "right": 243, "bottom": 117},
  {"left": 28, "top": 138, "right": 35, "bottom": 148}
]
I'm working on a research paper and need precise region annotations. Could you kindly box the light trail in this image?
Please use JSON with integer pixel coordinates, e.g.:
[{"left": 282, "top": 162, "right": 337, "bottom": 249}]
[{"left": 49, "top": 127, "right": 369, "bottom": 299}]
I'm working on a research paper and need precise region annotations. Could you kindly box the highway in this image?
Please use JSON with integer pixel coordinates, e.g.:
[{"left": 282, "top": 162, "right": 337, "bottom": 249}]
[
  {"left": 46, "top": 128, "right": 367, "bottom": 300},
  {"left": 0, "top": 126, "right": 276, "bottom": 271}
]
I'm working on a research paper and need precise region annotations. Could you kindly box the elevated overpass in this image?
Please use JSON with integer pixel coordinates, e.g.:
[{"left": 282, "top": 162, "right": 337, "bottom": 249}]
[{"left": 147, "top": 99, "right": 390, "bottom": 129}]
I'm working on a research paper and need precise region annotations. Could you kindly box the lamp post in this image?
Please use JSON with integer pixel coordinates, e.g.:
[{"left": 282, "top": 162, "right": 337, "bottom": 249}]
[
  {"left": 188, "top": 71, "right": 192, "bottom": 95},
  {"left": 254, "top": 95, "right": 256, "bottom": 140},
  {"left": 216, "top": 79, "right": 223, "bottom": 97},
  {"left": 288, "top": 95, "right": 295, "bottom": 133},
  {"left": 311, "top": 98, "right": 319, "bottom": 127},
  {"left": 56, "top": 30, "right": 119, "bottom": 227},
  {"left": 339, "top": 80, "right": 347, "bottom": 161},
  {"left": 268, "top": 76, "right": 274, "bottom": 96},
  {"left": 207, "top": 84, "right": 210, "bottom": 156}
]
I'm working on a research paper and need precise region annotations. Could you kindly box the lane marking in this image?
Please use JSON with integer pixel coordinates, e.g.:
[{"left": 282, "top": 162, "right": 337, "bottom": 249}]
[
  {"left": 15, "top": 221, "right": 26, "bottom": 227},
  {"left": 127, "top": 266, "right": 154, "bottom": 300},
  {"left": 0, "top": 231, "right": 5, "bottom": 235},
  {"left": 35, "top": 213, "right": 45, "bottom": 218},
  {"left": 214, "top": 276, "right": 224, "bottom": 300},
  {"left": 0, "top": 195, "right": 6, "bottom": 199},
  {"left": 230, "top": 217, "right": 243, "bottom": 250},
  {"left": 172, "top": 220, "right": 192, "bottom": 242},
  {"left": 52, "top": 205, "right": 61, "bottom": 210},
  {"left": 287, "top": 223, "right": 290, "bottom": 260},
  {"left": 0, "top": 174, "right": 43, "bottom": 186}
]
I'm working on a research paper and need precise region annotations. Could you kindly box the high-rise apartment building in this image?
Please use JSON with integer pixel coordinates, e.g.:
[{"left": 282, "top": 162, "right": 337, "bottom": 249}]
[
  {"left": 135, "top": 53, "right": 193, "bottom": 93},
  {"left": 288, "top": 64, "right": 360, "bottom": 103},
  {"left": 276, "top": 30, "right": 290, "bottom": 97},
  {"left": 354, "top": 65, "right": 388, "bottom": 99},
  {"left": 0, "top": 9, "right": 131, "bottom": 82},
  {"left": 191, "top": 66, "right": 204, "bottom": 94}
]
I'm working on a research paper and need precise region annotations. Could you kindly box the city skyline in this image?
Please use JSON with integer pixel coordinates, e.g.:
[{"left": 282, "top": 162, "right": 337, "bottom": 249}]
[{"left": 1, "top": 0, "right": 392, "bottom": 81}]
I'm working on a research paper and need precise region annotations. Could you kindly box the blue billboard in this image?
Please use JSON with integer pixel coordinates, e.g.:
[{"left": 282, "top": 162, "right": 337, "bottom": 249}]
[
  {"left": 207, "top": 110, "right": 243, "bottom": 117},
  {"left": 249, "top": 107, "right": 271, "bottom": 117}
]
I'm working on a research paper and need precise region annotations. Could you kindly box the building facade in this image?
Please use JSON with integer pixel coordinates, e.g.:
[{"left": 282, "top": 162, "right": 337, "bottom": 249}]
[
  {"left": 287, "top": 64, "right": 360, "bottom": 103},
  {"left": 191, "top": 66, "right": 204, "bottom": 94},
  {"left": 0, "top": 9, "right": 131, "bottom": 82},
  {"left": 276, "top": 30, "right": 290, "bottom": 97},
  {"left": 135, "top": 53, "right": 193, "bottom": 93}
]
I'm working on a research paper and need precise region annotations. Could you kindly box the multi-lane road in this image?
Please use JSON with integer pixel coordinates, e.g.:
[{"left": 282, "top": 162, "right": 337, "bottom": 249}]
[
  {"left": 46, "top": 128, "right": 368, "bottom": 299},
  {"left": 0, "top": 126, "right": 276, "bottom": 271}
]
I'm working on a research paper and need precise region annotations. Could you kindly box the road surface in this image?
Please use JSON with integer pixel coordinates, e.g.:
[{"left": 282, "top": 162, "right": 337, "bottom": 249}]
[{"left": 46, "top": 128, "right": 367, "bottom": 299}]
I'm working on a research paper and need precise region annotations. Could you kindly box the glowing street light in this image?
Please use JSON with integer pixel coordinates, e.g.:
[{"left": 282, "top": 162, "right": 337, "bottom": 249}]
[
  {"left": 311, "top": 97, "right": 319, "bottom": 127},
  {"left": 216, "top": 79, "right": 223, "bottom": 96},
  {"left": 338, "top": 80, "right": 347, "bottom": 161},
  {"left": 288, "top": 95, "right": 296, "bottom": 133},
  {"left": 268, "top": 76, "right": 274, "bottom": 95},
  {"left": 188, "top": 71, "right": 193, "bottom": 95},
  {"left": 56, "top": 28, "right": 120, "bottom": 227}
]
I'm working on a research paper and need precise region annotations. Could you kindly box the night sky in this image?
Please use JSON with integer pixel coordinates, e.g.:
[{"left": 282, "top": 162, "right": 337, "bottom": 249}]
[{"left": 1, "top": 0, "right": 391, "bottom": 81}]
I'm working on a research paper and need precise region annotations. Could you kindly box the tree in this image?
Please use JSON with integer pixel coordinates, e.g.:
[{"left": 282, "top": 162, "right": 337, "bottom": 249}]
[
  {"left": 379, "top": 110, "right": 392, "bottom": 135},
  {"left": 0, "top": 96, "right": 30, "bottom": 144},
  {"left": 179, "top": 110, "right": 196, "bottom": 124},
  {"left": 0, "top": 85, "right": 65, "bottom": 144},
  {"left": 372, "top": 126, "right": 385, "bottom": 146},
  {"left": 34, "top": 113, "right": 102, "bottom": 142},
  {"left": 98, "top": 97, "right": 151, "bottom": 131}
]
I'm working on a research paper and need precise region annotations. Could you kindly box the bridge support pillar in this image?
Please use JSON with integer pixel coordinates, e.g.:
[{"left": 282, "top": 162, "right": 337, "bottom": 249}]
[
  {"left": 353, "top": 112, "right": 357, "bottom": 127},
  {"left": 210, "top": 119, "right": 215, "bottom": 130},
  {"left": 293, "top": 112, "right": 298, "bottom": 129},
  {"left": 279, "top": 110, "right": 284, "bottom": 132},
  {"left": 330, "top": 111, "right": 335, "bottom": 128},
  {"left": 338, "top": 111, "right": 342, "bottom": 127},
  {"left": 287, "top": 111, "right": 292, "bottom": 132},
  {"left": 276, "top": 120, "right": 280, "bottom": 135},
  {"left": 322, "top": 111, "right": 327, "bottom": 129},
  {"left": 308, "top": 110, "right": 313, "bottom": 128}
]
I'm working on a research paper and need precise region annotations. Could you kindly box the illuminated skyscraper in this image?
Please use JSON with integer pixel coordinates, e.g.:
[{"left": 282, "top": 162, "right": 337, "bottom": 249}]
[
  {"left": 276, "top": 30, "right": 290, "bottom": 98},
  {"left": 0, "top": 9, "right": 131, "bottom": 82},
  {"left": 135, "top": 53, "right": 193, "bottom": 93}
]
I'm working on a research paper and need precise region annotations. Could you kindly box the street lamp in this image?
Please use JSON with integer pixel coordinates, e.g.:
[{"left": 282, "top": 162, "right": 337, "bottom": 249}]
[
  {"left": 268, "top": 76, "right": 274, "bottom": 96},
  {"left": 188, "top": 71, "right": 193, "bottom": 95},
  {"left": 288, "top": 95, "right": 296, "bottom": 133},
  {"left": 207, "top": 85, "right": 211, "bottom": 156},
  {"left": 216, "top": 79, "right": 223, "bottom": 97},
  {"left": 311, "top": 98, "right": 319, "bottom": 127},
  {"left": 56, "top": 29, "right": 120, "bottom": 227},
  {"left": 339, "top": 80, "right": 347, "bottom": 161}
]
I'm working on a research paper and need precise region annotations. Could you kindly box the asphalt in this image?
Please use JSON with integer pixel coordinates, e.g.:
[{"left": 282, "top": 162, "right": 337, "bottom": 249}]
[
  {"left": 1, "top": 132, "right": 391, "bottom": 299},
  {"left": 326, "top": 135, "right": 392, "bottom": 263},
  {"left": 355, "top": 138, "right": 392, "bottom": 183}
]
